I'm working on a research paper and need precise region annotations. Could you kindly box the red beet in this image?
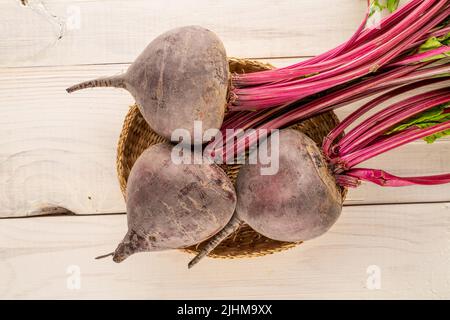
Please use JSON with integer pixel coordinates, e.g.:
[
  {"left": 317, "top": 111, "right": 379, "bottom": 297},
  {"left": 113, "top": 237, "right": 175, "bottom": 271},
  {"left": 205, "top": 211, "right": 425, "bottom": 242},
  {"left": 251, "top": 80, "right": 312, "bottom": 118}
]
[
  {"left": 67, "top": 26, "right": 229, "bottom": 143},
  {"left": 188, "top": 129, "right": 342, "bottom": 268},
  {"left": 111, "top": 143, "right": 237, "bottom": 262}
]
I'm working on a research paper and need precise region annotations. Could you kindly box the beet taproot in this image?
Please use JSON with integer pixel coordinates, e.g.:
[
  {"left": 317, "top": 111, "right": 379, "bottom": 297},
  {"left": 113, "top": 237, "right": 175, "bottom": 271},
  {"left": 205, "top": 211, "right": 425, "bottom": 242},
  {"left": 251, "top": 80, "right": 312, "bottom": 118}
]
[
  {"left": 188, "top": 129, "right": 342, "bottom": 268},
  {"left": 67, "top": 26, "right": 229, "bottom": 143},
  {"left": 111, "top": 143, "right": 236, "bottom": 263}
]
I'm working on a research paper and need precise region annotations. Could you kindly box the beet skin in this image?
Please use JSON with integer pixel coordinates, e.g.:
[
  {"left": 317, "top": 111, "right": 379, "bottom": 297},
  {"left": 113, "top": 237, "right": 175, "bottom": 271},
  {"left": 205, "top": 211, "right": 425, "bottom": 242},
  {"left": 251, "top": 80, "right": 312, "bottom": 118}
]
[
  {"left": 236, "top": 129, "right": 343, "bottom": 242},
  {"left": 67, "top": 26, "right": 229, "bottom": 143},
  {"left": 113, "top": 143, "right": 236, "bottom": 262}
]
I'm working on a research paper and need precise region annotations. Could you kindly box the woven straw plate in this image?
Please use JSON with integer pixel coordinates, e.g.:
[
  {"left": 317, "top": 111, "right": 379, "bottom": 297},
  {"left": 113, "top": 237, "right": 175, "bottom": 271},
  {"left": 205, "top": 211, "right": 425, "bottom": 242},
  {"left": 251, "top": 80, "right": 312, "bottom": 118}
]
[{"left": 116, "top": 58, "right": 345, "bottom": 259}]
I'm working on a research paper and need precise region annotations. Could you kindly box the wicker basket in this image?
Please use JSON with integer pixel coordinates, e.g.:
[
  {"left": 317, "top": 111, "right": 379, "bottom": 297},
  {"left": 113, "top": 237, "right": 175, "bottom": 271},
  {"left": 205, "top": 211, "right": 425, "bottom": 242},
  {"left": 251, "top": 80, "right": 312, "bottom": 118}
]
[{"left": 116, "top": 58, "right": 345, "bottom": 259}]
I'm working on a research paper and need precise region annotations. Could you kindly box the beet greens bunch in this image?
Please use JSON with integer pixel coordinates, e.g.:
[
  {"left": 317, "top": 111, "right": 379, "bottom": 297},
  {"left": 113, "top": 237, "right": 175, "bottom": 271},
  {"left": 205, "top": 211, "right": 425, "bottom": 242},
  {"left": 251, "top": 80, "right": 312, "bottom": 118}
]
[{"left": 210, "top": 0, "right": 450, "bottom": 162}]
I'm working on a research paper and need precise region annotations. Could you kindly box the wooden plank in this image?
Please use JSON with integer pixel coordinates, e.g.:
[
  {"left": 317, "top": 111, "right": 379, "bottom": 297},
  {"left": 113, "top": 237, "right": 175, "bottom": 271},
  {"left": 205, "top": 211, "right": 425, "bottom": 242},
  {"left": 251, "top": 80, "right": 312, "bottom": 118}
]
[
  {"left": 0, "top": 64, "right": 132, "bottom": 217},
  {"left": 1, "top": 202, "right": 449, "bottom": 299},
  {"left": 1, "top": 0, "right": 369, "bottom": 67},
  {"left": 1, "top": 62, "right": 449, "bottom": 217}
]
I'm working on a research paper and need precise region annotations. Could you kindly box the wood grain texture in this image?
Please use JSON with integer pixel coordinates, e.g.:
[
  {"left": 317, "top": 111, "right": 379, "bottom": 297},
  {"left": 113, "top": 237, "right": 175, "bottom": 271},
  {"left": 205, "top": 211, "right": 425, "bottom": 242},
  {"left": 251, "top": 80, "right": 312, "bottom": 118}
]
[
  {"left": 1, "top": 202, "right": 449, "bottom": 299},
  {"left": 1, "top": 62, "right": 449, "bottom": 216},
  {"left": 0, "top": 64, "right": 132, "bottom": 217},
  {"left": 1, "top": 0, "right": 368, "bottom": 67}
]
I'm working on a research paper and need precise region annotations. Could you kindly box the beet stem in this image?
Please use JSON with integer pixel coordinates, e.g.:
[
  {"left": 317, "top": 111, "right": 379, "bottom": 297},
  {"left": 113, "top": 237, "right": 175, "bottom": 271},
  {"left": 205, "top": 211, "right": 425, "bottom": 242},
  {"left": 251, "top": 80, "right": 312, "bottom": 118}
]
[
  {"left": 228, "top": 0, "right": 449, "bottom": 113},
  {"left": 219, "top": 63, "right": 449, "bottom": 163},
  {"left": 342, "top": 120, "right": 450, "bottom": 169},
  {"left": 322, "top": 77, "right": 449, "bottom": 157},
  {"left": 337, "top": 90, "right": 450, "bottom": 156},
  {"left": 344, "top": 168, "right": 450, "bottom": 187}
]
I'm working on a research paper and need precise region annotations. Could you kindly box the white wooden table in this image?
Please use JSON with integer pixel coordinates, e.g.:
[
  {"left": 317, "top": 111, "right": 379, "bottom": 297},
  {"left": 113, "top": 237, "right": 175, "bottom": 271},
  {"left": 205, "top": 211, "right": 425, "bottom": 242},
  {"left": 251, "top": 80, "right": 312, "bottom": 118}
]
[{"left": 1, "top": 0, "right": 449, "bottom": 299}]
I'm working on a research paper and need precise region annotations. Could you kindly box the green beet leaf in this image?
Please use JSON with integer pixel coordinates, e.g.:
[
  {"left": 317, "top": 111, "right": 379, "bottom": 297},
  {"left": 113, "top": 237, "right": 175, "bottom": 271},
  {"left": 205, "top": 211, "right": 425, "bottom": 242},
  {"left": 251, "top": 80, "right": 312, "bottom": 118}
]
[
  {"left": 386, "top": 103, "right": 450, "bottom": 143},
  {"left": 369, "top": 0, "right": 386, "bottom": 17},
  {"left": 417, "top": 33, "right": 450, "bottom": 62},
  {"left": 386, "top": 0, "right": 400, "bottom": 13}
]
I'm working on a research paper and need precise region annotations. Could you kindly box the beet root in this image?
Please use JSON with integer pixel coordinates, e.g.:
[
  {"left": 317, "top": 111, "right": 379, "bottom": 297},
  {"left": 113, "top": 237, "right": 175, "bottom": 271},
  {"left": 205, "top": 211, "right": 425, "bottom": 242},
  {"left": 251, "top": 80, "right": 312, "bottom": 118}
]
[
  {"left": 112, "top": 143, "right": 237, "bottom": 263},
  {"left": 188, "top": 129, "right": 343, "bottom": 268},
  {"left": 236, "top": 129, "right": 343, "bottom": 242},
  {"left": 67, "top": 26, "right": 229, "bottom": 143}
]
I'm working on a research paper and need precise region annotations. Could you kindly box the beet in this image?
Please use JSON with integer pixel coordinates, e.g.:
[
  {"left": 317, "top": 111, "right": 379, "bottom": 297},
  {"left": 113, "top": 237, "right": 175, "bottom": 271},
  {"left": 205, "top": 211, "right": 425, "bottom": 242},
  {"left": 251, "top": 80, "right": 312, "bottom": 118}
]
[
  {"left": 67, "top": 26, "right": 229, "bottom": 143},
  {"left": 111, "top": 143, "right": 236, "bottom": 262},
  {"left": 188, "top": 129, "right": 342, "bottom": 268},
  {"left": 236, "top": 129, "right": 342, "bottom": 242}
]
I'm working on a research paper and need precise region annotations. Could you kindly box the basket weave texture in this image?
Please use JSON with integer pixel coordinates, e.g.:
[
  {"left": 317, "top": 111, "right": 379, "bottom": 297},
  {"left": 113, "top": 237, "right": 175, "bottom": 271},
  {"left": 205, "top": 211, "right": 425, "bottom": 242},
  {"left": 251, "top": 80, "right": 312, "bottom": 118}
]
[{"left": 116, "top": 58, "right": 345, "bottom": 259}]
